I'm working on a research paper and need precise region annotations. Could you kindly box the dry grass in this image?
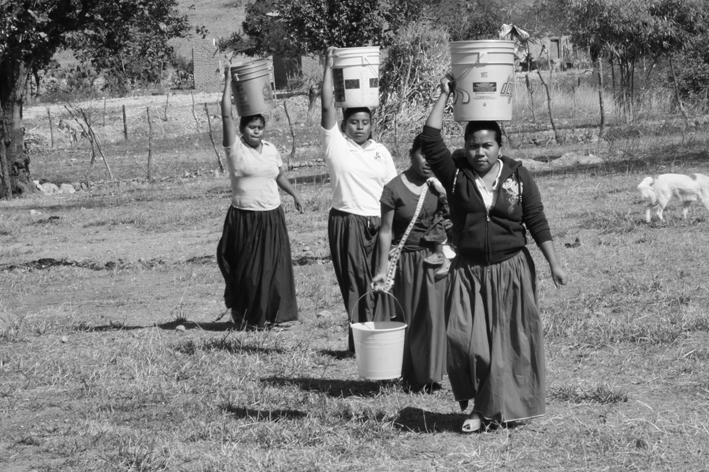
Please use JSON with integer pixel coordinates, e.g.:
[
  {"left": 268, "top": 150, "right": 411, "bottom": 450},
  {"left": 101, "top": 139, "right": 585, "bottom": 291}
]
[{"left": 3, "top": 78, "right": 709, "bottom": 470}]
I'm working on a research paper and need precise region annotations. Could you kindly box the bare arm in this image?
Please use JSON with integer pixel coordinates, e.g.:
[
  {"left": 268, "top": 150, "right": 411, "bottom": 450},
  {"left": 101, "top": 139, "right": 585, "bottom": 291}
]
[
  {"left": 538, "top": 240, "right": 568, "bottom": 287},
  {"left": 372, "top": 205, "right": 394, "bottom": 291},
  {"left": 425, "top": 76, "right": 453, "bottom": 130},
  {"left": 221, "top": 68, "right": 236, "bottom": 148},
  {"left": 321, "top": 47, "right": 337, "bottom": 130},
  {"left": 276, "top": 169, "right": 305, "bottom": 213}
]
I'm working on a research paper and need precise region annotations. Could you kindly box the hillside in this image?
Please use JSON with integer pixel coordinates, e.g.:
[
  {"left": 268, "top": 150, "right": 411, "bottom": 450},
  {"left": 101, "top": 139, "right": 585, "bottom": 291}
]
[{"left": 172, "top": 0, "right": 250, "bottom": 59}]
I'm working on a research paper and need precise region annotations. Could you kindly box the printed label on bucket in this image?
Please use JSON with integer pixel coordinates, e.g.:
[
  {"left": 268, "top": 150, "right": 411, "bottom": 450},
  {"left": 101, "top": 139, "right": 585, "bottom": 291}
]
[
  {"left": 473, "top": 82, "right": 497, "bottom": 93},
  {"left": 345, "top": 79, "right": 360, "bottom": 89},
  {"left": 333, "top": 68, "right": 346, "bottom": 103},
  {"left": 262, "top": 82, "right": 273, "bottom": 104},
  {"left": 369, "top": 78, "right": 379, "bottom": 88},
  {"left": 500, "top": 75, "right": 514, "bottom": 102},
  {"left": 234, "top": 83, "right": 249, "bottom": 104}
]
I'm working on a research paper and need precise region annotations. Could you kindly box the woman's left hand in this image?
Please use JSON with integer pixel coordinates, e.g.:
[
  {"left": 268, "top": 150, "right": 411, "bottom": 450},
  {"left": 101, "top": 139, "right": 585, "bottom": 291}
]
[
  {"left": 551, "top": 266, "right": 568, "bottom": 287},
  {"left": 293, "top": 195, "right": 305, "bottom": 213}
]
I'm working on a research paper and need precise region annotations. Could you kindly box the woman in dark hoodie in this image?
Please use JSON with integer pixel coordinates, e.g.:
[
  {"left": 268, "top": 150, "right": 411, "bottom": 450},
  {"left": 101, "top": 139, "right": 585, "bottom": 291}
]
[{"left": 420, "top": 76, "right": 568, "bottom": 433}]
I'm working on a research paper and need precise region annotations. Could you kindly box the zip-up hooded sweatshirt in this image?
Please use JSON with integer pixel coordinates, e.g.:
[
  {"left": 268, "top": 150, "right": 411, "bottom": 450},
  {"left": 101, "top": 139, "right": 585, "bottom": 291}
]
[{"left": 420, "top": 125, "right": 552, "bottom": 265}]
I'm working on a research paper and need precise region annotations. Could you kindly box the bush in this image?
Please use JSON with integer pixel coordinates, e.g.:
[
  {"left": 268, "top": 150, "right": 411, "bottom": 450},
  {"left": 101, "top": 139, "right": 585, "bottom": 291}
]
[{"left": 377, "top": 22, "right": 451, "bottom": 144}]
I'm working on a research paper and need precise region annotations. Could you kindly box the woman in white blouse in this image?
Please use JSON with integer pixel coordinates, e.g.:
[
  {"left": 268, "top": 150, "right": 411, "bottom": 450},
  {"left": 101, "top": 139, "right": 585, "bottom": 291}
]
[
  {"left": 321, "top": 47, "right": 398, "bottom": 351},
  {"left": 217, "top": 69, "right": 304, "bottom": 329}
]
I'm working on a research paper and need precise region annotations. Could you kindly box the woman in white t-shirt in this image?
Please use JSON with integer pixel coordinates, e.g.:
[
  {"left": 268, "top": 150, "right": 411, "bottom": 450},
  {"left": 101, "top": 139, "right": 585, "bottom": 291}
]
[
  {"left": 217, "top": 69, "right": 305, "bottom": 328},
  {"left": 321, "top": 47, "right": 398, "bottom": 351}
]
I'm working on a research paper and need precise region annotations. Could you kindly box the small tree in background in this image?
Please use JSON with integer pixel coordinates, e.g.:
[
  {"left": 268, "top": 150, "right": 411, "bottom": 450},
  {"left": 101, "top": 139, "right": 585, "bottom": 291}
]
[
  {"left": 0, "top": 0, "right": 193, "bottom": 198},
  {"left": 434, "top": 0, "right": 506, "bottom": 41},
  {"left": 561, "top": 0, "right": 709, "bottom": 121},
  {"left": 219, "top": 0, "right": 304, "bottom": 58},
  {"left": 377, "top": 23, "right": 451, "bottom": 144},
  {"left": 269, "top": 0, "right": 426, "bottom": 53}
]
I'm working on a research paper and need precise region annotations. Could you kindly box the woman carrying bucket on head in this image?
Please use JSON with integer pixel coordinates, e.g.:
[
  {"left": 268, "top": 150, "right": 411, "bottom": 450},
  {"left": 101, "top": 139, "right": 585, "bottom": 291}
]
[
  {"left": 216, "top": 65, "right": 305, "bottom": 329},
  {"left": 321, "top": 46, "right": 397, "bottom": 352},
  {"left": 420, "top": 73, "right": 567, "bottom": 432},
  {"left": 371, "top": 134, "right": 450, "bottom": 391}
]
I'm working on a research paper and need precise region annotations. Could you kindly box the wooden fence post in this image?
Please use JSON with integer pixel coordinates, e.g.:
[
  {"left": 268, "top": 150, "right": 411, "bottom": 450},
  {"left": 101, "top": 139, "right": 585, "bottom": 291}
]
[
  {"left": 147, "top": 107, "right": 153, "bottom": 181},
  {"left": 122, "top": 105, "right": 128, "bottom": 141},
  {"left": 190, "top": 91, "right": 200, "bottom": 132},
  {"left": 204, "top": 103, "right": 224, "bottom": 173},
  {"left": 47, "top": 108, "right": 54, "bottom": 148}
]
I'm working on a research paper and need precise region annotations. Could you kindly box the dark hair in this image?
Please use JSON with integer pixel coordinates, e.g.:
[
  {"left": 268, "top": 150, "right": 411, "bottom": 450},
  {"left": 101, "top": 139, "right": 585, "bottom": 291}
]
[
  {"left": 464, "top": 121, "right": 503, "bottom": 147},
  {"left": 341, "top": 107, "right": 373, "bottom": 140},
  {"left": 342, "top": 107, "right": 372, "bottom": 123},
  {"left": 239, "top": 114, "right": 266, "bottom": 131},
  {"left": 409, "top": 134, "right": 423, "bottom": 157}
]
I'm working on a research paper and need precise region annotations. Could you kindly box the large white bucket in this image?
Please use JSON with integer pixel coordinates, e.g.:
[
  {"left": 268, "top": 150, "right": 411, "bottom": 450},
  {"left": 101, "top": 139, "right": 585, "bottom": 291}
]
[
  {"left": 450, "top": 40, "right": 516, "bottom": 121},
  {"left": 230, "top": 59, "right": 275, "bottom": 116},
  {"left": 331, "top": 46, "right": 380, "bottom": 108},
  {"left": 351, "top": 321, "right": 407, "bottom": 380}
]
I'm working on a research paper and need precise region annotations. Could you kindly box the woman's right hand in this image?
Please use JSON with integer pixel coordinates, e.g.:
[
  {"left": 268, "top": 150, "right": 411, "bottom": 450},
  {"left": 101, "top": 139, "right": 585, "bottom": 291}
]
[
  {"left": 325, "top": 46, "right": 337, "bottom": 69},
  {"left": 440, "top": 74, "right": 455, "bottom": 95},
  {"left": 371, "top": 273, "right": 387, "bottom": 292}
]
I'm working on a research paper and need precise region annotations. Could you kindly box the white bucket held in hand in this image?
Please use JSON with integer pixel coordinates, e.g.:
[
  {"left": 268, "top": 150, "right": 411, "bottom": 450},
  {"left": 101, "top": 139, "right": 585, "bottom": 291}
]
[
  {"left": 351, "top": 321, "right": 407, "bottom": 380},
  {"left": 230, "top": 58, "right": 275, "bottom": 116},
  {"left": 450, "top": 40, "right": 516, "bottom": 121},
  {"left": 332, "top": 46, "right": 380, "bottom": 108}
]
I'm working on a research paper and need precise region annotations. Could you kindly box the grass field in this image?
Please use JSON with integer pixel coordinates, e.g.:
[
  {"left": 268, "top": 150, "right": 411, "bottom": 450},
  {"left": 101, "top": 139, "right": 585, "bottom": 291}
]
[{"left": 3, "top": 88, "right": 709, "bottom": 471}]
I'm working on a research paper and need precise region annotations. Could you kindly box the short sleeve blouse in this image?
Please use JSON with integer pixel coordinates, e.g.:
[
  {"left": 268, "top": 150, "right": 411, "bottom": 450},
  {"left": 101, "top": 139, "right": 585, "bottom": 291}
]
[
  {"left": 380, "top": 174, "right": 442, "bottom": 252},
  {"left": 225, "top": 138, "right": 283, "bottom": 211}
]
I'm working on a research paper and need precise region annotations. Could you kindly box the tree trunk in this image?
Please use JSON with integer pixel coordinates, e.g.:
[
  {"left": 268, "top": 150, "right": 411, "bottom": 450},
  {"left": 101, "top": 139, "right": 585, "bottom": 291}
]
[{"left": 0, "top": 58, "right": 35, "bottom": 197}]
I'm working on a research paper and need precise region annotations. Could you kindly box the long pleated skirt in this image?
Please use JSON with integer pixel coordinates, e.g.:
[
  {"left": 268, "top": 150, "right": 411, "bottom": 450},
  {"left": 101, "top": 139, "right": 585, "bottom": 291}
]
[
  {"left": 446, "top": 248, "right": 545, "bottom": 423},
  {"left": 328, "top": 209, "right": 385, "bottom": 351},
  {"left": 216, "top": 205, "right": 298, "bottom": 327},
  {"left": 375, "top": 248, "right": 447, "bottom": 386}
]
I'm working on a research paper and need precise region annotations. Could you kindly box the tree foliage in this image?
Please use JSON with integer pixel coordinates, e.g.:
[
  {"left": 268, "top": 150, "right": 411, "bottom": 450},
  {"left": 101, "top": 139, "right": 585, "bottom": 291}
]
[
  {"left": 233, "top": 0, "right": 426, "bottom": 56},
  {"left": 0, "top": 0, "right": 192, "bottom": 197},
  {"left": 235, "top": 0, "right": 303, "bottom": 57},
  {"left": 433, "top": 0, "right": 506, "bottom": 41},
  {"left": 67, "top": 1, "right": 191, "bottom": 91},
  {"left": 561, "top": 0, "right": 709, "bottom": 116}
]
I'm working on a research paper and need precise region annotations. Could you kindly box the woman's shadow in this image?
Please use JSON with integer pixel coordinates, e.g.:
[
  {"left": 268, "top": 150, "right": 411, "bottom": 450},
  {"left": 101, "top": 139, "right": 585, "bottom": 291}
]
[{"left": 393, "top": 406, "right": 462, "bottom": 433}]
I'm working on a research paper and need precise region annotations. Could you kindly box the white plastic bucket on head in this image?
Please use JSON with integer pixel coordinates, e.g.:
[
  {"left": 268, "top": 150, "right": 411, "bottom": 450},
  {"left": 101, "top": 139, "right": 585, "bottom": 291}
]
[
  {"left": 351, "top": 321, "right": 407, "bottom": 380},
  {"left": 331, "top": 46, "right": 380, "bottom": 108},
  {"left": 230, "top": 59, "right": 275, "bottom": 116},
  {"left": 450, "top": 40, "right": 516, "bottom": 121}
]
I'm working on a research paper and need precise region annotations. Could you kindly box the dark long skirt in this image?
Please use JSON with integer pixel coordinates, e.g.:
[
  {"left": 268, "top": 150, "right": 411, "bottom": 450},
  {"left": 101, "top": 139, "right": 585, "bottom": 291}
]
[
  {"left": 216, "top": 205, "right": 298, "bottom": 327},
  {"left": 446, "top": 248, "right": 545, "bottom": 423},
  {"left": 375, "top": 248, "right": 447, "bottom": 386},
  {"left": 328, "top": 208, "right": 385, "bottom": 351}
]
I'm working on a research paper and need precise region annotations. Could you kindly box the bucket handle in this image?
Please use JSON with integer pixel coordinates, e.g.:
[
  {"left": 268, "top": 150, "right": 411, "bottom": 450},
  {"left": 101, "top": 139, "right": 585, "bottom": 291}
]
[{"left": 350, "top": 290, "right": 405, "bottom": 328}]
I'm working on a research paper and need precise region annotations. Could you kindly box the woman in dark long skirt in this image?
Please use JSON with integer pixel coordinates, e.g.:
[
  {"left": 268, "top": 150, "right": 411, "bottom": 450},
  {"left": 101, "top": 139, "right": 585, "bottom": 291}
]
[
  {"left": 321, "top": 47, "right": 397, "bottom": 350},
  {"left": 217, "top": 68, "right": 304, "bottom": 328},
  {"left": 371, "top": 135, "right": 449, "bottom": 390},
  {"left": 421, "top": 76, "right": 568, "bottom": 432}
]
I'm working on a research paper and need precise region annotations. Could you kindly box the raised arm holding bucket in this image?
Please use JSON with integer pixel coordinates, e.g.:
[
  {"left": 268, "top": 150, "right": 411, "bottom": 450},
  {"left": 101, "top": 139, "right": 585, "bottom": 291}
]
[
  {"left": 216, "top": 67, "right": 304, "bottom": 329},
  {"left": 419, "top": 75, "right": 567, "bottom": 432},
  {"left": 321, "top": 46, "right": 397, "bottom": 352}
]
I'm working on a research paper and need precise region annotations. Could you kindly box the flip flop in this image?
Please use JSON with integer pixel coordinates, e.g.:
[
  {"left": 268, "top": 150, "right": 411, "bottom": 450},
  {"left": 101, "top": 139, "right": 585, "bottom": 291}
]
[{"left": 462, "top": 413, "right": 481, "bottom": 433}]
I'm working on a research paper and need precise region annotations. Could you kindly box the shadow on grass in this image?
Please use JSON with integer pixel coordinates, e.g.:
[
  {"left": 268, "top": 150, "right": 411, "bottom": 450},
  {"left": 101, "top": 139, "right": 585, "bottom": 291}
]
[
  {"left": 260, "top": 376, "right": 398, "bottom": 398},
  {"left": 157, "top": 320, "right": 239, "bottom": 331},
  {"left": 171, "top": 337, "right": 285, "bottom": 355},
  {"left": 75, "top": 323, "right": 147, "bottom": 332},
  {"left": 318, "top": 349, "right": 354, "bottom": 360},
  {"left": 220, "top": 404, "right": 307, "bottom": 422},
  {"left": 393, "top": 406, "right": 463, "bottom": 434}
]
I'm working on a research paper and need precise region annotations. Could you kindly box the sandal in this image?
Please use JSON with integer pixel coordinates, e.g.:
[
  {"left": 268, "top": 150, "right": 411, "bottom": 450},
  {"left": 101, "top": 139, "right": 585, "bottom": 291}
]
[{"left": 462, "top": 413, "right": 482, "bottom": 433}]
